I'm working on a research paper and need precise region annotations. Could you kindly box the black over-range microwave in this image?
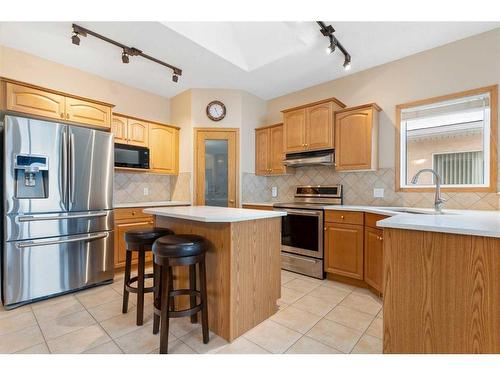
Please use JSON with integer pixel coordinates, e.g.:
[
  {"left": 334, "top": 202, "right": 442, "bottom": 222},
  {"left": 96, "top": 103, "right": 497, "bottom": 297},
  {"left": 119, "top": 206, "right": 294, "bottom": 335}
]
[{"left": 114, "top": 143, "right": 150, "bottom": 169}]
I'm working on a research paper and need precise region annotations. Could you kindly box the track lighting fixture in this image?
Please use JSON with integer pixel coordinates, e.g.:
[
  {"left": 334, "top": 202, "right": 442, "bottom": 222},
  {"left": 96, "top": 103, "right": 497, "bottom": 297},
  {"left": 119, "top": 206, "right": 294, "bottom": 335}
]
[
  {"left": 70, "top": 24, "right": 182, "bottom": 82},
  {"left": 317, "top": 21, "right": 352, "bottom": 71}
]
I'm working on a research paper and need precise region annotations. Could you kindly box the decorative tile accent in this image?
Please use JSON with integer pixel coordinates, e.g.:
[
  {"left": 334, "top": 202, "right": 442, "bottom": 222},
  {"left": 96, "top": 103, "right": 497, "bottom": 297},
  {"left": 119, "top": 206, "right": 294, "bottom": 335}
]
[
  {"left": 242, "top": 167, "right": 499, "bottom": 210},
  {"left": 114, "top": 172, "right": 172, "bottom": 204}
]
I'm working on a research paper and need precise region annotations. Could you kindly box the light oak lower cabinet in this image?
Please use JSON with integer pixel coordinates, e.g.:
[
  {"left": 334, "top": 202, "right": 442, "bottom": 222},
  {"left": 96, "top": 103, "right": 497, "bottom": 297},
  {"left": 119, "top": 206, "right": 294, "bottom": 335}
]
[
  {"left": 114, "top": 208, "right": 154, "bottom": 269},
  {"left": 364, "top": 226, "right": 384, "bottom": 293}
]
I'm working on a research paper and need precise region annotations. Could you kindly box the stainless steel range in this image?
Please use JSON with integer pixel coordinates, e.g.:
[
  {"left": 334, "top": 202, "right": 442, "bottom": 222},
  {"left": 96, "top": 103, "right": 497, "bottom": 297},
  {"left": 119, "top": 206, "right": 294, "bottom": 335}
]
[{"left": 273, "top": 185, "right": 343, "bottom": 279}]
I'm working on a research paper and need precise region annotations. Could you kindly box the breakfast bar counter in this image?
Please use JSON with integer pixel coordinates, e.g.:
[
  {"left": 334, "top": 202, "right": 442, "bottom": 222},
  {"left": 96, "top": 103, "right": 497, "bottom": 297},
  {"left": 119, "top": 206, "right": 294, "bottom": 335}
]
[{"left": 143, "top": 206, "right": 286, "bottom": 342}]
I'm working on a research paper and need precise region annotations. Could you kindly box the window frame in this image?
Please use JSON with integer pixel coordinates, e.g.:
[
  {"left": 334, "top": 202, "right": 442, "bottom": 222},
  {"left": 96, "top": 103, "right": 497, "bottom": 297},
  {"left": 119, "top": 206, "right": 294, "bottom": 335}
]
[{"left": 395, "top": 85, "right": 498, "bottom": 193}]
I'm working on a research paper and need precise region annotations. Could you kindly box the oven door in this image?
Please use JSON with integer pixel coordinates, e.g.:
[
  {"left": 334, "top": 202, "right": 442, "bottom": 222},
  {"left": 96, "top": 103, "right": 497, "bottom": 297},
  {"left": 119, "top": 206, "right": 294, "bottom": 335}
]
[{"left": 276, "top": 208, "right": 323, "bottom": 259}]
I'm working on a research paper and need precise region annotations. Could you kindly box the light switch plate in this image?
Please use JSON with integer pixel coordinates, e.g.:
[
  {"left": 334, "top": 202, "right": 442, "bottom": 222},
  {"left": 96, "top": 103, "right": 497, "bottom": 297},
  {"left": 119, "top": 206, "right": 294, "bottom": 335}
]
[
  {"left": 271, "top": 186, "right": 278, "bottom": 198},
  {"left": 143, "top": 187, "right": 149, "bottom": 196},
  {"left": 373, "top": 188, "right": 384, "bottom": 198}
]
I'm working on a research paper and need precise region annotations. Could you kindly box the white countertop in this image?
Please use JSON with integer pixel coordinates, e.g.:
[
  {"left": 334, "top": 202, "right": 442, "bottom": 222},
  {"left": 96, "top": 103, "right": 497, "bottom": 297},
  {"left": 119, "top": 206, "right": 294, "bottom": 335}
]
[
  {"left": 114, "top": 201, "right": 191, "bottom": 209},
  {"left": 241, "top": 202, "right": 276, "bottom": 207},
  {"left": 144, "top": 205, "right": 286, "bottom": 223},
  {"left": 326, "top": 205, "right": 500, "bottom": 238}
]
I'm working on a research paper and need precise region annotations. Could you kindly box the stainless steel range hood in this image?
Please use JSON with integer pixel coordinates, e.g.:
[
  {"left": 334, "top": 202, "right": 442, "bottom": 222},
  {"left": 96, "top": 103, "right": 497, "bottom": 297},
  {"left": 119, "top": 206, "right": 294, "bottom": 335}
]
[{"left": 283, "top": 149, "right": 334, "bottom": 167}]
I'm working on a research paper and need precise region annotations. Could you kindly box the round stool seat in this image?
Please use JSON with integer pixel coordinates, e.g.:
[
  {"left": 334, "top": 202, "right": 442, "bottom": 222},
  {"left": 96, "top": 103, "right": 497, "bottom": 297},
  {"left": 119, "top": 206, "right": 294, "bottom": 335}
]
[
  {"left": 153, "top": 234, "right": 208, "bottom": 259},
  {"left": 125, "top": 227, "right": 174, "bottom": 247}
]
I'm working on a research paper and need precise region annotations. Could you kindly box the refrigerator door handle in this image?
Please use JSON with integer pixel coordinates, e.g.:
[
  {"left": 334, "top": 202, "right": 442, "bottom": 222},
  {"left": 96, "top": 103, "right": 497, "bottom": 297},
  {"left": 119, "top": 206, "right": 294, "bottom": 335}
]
[
  {"left": 69, "top": 132, "right": 76, "bottom": 205},
  {"left": 18, "top": 211, "right": 108, "bottom": 222},
  {"left": 61, "top": 128, "right": 68, "bottom": 207},
  {"left": 15, "top": 232, "right": 109, "bottom": 249}
]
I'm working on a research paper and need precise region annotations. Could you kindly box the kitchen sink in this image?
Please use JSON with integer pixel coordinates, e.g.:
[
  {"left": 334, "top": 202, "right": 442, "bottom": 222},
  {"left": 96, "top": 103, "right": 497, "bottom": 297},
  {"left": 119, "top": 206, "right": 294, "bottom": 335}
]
[{"left": 387, "top": 208, "right": 442, "bottom": 215}]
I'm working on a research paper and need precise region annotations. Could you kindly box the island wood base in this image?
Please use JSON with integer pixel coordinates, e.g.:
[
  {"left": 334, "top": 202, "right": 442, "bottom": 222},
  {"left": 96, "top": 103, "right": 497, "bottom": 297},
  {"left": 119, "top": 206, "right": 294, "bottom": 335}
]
[
  {"left": 383, "top": 228, "right": 500, "bottom": 353},
  {"left": 155, "top": 216, "right": 281, "bottom": 342}
]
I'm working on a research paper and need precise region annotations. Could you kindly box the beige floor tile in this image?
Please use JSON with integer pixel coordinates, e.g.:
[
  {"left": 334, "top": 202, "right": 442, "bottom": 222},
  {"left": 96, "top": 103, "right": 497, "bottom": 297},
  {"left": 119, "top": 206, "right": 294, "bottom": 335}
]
[
  {"left": 38, "top": 310, "right": 96, "bottom": 340},
  {"left": 244, "top": 320, "right": 301, "bottom": 354},
  {"left": 281, "top": 270, "right": 299, "bottom": 279},
  {"left": 83, "top": 341, "right": 123, "bottom": 354},
  {"left": 216, "top": 337, "right": 269, "bottom": 354},
  {"left": 324, "top": 305, "right": 375, "bottom": 332},
  {"left": 115, "top": 324, "right": 173, "bottom": 354},
  {"left": 88, "top": 299, "right": 135, "bottom": 322},
  {"left": 284, "top": 278, "right": 320, "bottom": 294},
  {"left": 339, "top": 293, "right": 382, "bottom": 316},
  {"left": 321, "top": 279, "right": 356, "bottom": 293},
  {"left": 0, "top": 310, "right": 37, "bottom": 335},
  {"left": 15, "top": 342, "right": 50, "bottom": 354},
  {"left": 377, "top": 309, "right": 383, "bottom": 319},
  {"left": 281, "top": 274, "right": 296, "bottom": 285},
  {"left": 0, "top": 304, "right": 32, "bottom": 320},
  {"left": 32, "top": 297, "right": 85, "bottom": 323},
  {"left": 277, "top": 301, "right": 289, "bottom": 311},
  {"left": 351, "top": 334, "right": 383, "bottom": 354},
  {"left": 351, "top": 287, "right": 379, "bottom": 298},
  {"left": 47, "top": 324, "right": 111, "bottom": 354},
  {"left": 110, "top": 281, "right": 125, "bottom": 295},
  {"left": 292, "top": 294, "right": 338, "bottom": 317},
  {"left": 100, "top": 307, "right": 152, "bottom": 339},
  {"left": 31, "top": 293, "right": 75, "bottom": 310},
  {"left": 75, "top": 285, "right": 122, "bottom": 309},
  {"left": 309, "top": 285, "right": 350, "bottom": 303},
  {"left": 180, "top": 329, "right": 228, "bottom": 354},
  {"left": 285, "top": 336, "right": 342, "bottom": 354},
  {"left": 279, "top": 287, "right": 306, "bottom": 304},
  {"left": 169, "top": 316, "right": 201, "bottom": 338},
  {"left": 271, "top": 306, "right": 322, "bottom": 334},
  {"left": 149, "top": 339, "right": 197, "bottom": 354},
  {"left": 306, "top": 319, "right": 363, "bottom": 353},
  {"left": 366, "top": 317, "right": 383, "bottom": 339},
  {"left": 293, "top": 274, "right": 323, "bottom": 285},
  {"left": 0, "top": 325, "right": 44, "bottom": 353}
]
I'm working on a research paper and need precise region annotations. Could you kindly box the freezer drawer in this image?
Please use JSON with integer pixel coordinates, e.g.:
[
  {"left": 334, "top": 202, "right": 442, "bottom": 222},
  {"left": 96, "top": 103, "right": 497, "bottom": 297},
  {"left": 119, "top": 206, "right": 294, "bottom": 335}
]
[
  {"left": 4, "top": 210, "right": 114, "bottom": 241},
  {"left": 2, "top": 231, "right": 114, "bottom": 307}
]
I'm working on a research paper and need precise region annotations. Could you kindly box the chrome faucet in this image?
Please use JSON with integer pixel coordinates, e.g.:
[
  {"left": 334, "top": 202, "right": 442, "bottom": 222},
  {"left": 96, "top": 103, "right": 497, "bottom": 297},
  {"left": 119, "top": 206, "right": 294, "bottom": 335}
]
[{"left": 411, "top": 168, "right": 446, "bottom": 213}]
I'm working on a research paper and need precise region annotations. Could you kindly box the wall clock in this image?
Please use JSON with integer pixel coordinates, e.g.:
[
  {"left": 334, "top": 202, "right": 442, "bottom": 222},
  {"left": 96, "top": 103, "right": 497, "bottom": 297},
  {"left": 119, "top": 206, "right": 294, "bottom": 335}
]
[{"left": 206, "top": 100, "right": 226, "bottom": 122}]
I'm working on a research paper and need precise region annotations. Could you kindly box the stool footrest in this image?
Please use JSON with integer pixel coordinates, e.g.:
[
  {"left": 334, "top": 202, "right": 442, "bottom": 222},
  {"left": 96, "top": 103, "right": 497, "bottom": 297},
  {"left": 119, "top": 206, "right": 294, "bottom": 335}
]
[
  {"left": 125, "top": 273, "right": 154, "bottom": 294},
  {"left": 154, "top": 304, "right": 203, "bottom": 319}
]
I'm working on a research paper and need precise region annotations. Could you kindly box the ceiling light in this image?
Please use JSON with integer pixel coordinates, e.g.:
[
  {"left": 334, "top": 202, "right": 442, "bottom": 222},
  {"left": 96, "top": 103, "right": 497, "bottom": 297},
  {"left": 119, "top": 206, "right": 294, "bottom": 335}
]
[
  {"left": 172, "top": 74, "right": 178, "bottom": 83},
  {"left": 317, "top": 21, "right": 352, "bottom": 71},
  {"left": 122, "top": 50, "right": 129, "bottom": 64},
  {"left": 343, "top": 56, "right": 351, "bottom": 71},
  {"left": 71, "top": 32, "right": 80, "bottom": 46}
]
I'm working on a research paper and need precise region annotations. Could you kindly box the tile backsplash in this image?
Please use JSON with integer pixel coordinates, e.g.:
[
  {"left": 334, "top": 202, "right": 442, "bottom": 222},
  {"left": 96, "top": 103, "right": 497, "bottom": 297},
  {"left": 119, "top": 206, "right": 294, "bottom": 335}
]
[
  {"left": 242, "top": 167, "right": 499, "bottom": 210},
  {"left": 114, "top": 172, "right": 172, "bottom": 204}
]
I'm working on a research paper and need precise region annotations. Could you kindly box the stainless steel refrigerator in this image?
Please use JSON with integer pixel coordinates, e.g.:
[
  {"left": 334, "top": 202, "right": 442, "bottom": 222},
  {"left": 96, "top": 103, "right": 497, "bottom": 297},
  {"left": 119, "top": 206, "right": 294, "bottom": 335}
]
[{"left": 1, "top": 114, "right": 114, "bottom": 309}]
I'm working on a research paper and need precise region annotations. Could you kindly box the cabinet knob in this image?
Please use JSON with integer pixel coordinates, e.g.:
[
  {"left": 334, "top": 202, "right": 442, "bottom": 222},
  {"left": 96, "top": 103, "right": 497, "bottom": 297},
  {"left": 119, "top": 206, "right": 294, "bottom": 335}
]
[
  {"left": 66, "top": 113, "right": 70, "bottom": 119},
  {"left": 60, "top": 113, "right": 64, "bottom": 118},
  {"left": 378, "top": 236, "right": 383, "bottom": 241},
  {"left": 131, "top": 211, "right": 136, "bottom": 215},
  {"left": 229, "top": 199, "right": 235, "bottom": 203},
  {"left": 340, "top": 215, "right": 345, "bottom": 219}
]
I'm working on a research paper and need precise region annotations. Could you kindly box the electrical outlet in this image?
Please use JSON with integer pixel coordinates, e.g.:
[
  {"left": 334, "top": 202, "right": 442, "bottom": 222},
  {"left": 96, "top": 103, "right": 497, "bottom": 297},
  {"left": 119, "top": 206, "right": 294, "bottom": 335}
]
[
  {"left": 271, "top": 186, "right": 278, "bottom": 198},
  {"left": 143, "top": 187, "right": 149, "bottom": 196},
  {"left": 373, "top": 188, "right": 384, "bottom": 198}
]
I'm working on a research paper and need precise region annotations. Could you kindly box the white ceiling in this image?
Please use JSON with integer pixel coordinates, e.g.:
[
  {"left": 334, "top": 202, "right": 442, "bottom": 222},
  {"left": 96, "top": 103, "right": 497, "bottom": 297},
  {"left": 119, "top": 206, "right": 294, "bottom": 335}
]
[{"left": 0, "top": 22, "right": 498, "bottom": 100}]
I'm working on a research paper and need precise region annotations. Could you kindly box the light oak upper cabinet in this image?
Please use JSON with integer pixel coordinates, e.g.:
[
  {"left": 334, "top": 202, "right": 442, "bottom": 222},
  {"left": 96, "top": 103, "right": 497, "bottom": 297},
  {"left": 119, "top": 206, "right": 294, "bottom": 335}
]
[
  {"left": 112, "top": 115, "right": 128, "bottom": 144},
  {"left": 127, "top": 119, "right": 149, "bottom": 147},
  {"left": 306, "top": 102, "right": 333, "bottom": 150},
  {"left": 334, "top": 103, "right": 381, "bottom": 171},
  {"left": 255, "top": 123, "right": 289, "bottom": 176},
  {"left": 5, "top": 82, "right": 66, "bottom": 121},
  {"left": 149, "top": 124, "right": 179, "bottom": 174},
  {"left": 282, "top": 98, "right": 345, "bottom": 154},
  {"left": 2, "top": 79, "right": 114, "bottom": 130},
  {"left": 65, "top": 97, "right": 112, "bottom": 129}
]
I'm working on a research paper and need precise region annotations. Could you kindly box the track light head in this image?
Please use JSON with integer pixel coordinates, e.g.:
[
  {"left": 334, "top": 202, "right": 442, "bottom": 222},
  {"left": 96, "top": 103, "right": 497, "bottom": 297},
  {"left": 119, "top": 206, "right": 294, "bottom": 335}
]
[
  {"left": 122, "top": 50, "right": 129, "bottom": 64},
  {"left": 172, "top": 74, "right": 179, "bottom": 83},
  {"left": 343, "top": 56, "right": 351, "bottom": 71},
  {"left": 71, "top": 32, "right": 80, "bottom": 46},
  {"left": 326, "top": 36, "right": 336, "bottom": 54}
]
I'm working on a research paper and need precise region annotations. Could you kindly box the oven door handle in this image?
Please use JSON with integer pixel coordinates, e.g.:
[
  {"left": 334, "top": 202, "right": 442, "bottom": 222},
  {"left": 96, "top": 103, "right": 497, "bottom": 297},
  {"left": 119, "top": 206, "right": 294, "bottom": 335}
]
[
  {"left": 284, "top": 253, "right": 320, "bottom": 264},
  {"left": 276, "top": 209, "right": 323, "bottom": 217}
]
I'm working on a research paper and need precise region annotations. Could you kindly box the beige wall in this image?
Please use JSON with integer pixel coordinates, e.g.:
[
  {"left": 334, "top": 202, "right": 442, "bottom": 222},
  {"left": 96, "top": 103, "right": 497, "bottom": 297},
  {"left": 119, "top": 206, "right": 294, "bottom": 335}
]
[
  {"left": 266, "top": 28, "right": 500, "bottom": 170},
  {"left": 0, "top": 45, "right": 170, "bottom": 123}
]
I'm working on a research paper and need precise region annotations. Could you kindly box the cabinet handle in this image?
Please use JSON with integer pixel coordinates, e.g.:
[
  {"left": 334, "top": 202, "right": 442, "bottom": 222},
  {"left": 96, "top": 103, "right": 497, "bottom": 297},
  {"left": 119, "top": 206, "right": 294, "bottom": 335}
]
[
  {"left": 378, "top": 236, "right": 383, "bottom": 241},
  {"left": 229, "top": 199, "right": 235, "bottom": 203},
  {"left": 340, "top": 215, "right": 345, "bottom": 219},
  {"left": 60, "top": 113, "right": 64, "bottom": 118},
  {"left": 66, "top": 113, "right": 70, "bottom": 119},
  {"left": 131, "top": 211, "right": 136, "bottom": 216}
]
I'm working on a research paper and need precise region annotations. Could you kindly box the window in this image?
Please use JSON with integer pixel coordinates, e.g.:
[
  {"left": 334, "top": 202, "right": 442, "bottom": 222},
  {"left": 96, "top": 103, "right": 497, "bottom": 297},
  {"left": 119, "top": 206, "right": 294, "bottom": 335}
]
[{"left": 397, "top": 86, "right": 497, "bottom": 191}]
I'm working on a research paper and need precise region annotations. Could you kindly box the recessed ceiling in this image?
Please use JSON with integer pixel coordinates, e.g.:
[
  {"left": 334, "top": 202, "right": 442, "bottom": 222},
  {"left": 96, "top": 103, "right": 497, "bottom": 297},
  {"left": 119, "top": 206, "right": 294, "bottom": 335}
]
[{"left": 0, "top": 22, "right": 498, "bottom": 100}]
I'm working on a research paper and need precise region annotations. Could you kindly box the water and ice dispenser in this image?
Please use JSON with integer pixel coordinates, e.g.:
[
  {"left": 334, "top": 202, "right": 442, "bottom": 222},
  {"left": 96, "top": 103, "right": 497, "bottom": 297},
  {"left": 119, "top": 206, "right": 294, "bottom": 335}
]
[{"left": 14, "top": 154, "right": 49, "bottom": 199}]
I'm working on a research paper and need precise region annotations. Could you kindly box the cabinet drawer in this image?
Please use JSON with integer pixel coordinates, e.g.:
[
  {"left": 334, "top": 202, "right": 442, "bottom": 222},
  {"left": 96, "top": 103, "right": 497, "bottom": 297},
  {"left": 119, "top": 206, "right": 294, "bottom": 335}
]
[
  {"left": 325, "top": 210, "right": 364, "bottom": 225},
  {"left": 365, "top": 212, "right": 389, "bottom": 229},
  {"left": 115, "top": 207, "right": 152, "bottom": 221}
]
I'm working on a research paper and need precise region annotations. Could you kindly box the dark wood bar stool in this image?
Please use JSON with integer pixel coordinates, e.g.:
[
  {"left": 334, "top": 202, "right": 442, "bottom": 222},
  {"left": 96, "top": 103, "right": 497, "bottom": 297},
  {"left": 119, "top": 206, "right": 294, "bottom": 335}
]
[
  {"left": 152, "top": 234, "right": 209, "bottom": 354},
  {"left": 123, "top": 227, "right": 174, "bottom": 326}
]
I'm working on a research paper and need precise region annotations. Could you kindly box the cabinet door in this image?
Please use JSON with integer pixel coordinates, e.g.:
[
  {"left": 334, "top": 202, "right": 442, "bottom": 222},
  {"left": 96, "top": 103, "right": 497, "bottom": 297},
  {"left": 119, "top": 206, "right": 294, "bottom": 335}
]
[
  {"left": 283, "top": 109, "right": 306, "bottom": 153},
  {"left": 364, "top": 227, "right": 384, "bottom": 293},
  {"left": 112, "top": 115, "right": 128, "bottom": 144},
  {"left": 114, "top": 219, "right": 154, "bottom": 268},
  {"left": 269, "top": 125, "right": 285, "bottom": 174},
  {"left": 255, "top": 128, "right": 270, "bottom": 175},
  {"left": 128, "top": 119, "right": 149, "bottom": 147},
  {"left": 6, "top": 82, "right": 66, "bottom": 121},
  {"left": 149, "top": 124, "right": 179, "bottom": 174},
  {"left": 324, "top": 222, "right": 364, "bottom": 279},
  {"left": 306, "top": 102, "right": 333, "bottom": 151},
  {"left": 335, "top": 108, "right": 373, "bottom": 170},
  {"left": 65, "top": 97, "right": 111, "bottom": 129}
]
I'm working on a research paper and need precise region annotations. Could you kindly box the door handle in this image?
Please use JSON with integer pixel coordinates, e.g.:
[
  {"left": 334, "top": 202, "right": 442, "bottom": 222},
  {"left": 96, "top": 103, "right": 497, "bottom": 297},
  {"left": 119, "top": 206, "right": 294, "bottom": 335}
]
[
  {"left": 18, "top": 212, "right": 108, "bottom": 222},
  {"left": 69, "top": 132, "right": 76, "bottom": 205},
  {"left": 15, "top": 232, "right": 109, "bottom": 248},
  {"left": 61, "top": 129, "right": 68, "bottom": 207},
  {"left": 229, "top": 199, "right": 235, "bottom": 204}
]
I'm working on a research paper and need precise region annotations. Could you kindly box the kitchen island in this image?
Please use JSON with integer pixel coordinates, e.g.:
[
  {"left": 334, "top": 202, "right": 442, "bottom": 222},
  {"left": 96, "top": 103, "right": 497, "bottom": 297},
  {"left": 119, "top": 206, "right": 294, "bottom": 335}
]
[{"left": 143, "top": 205, "right": 286, "bottom": 342}]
